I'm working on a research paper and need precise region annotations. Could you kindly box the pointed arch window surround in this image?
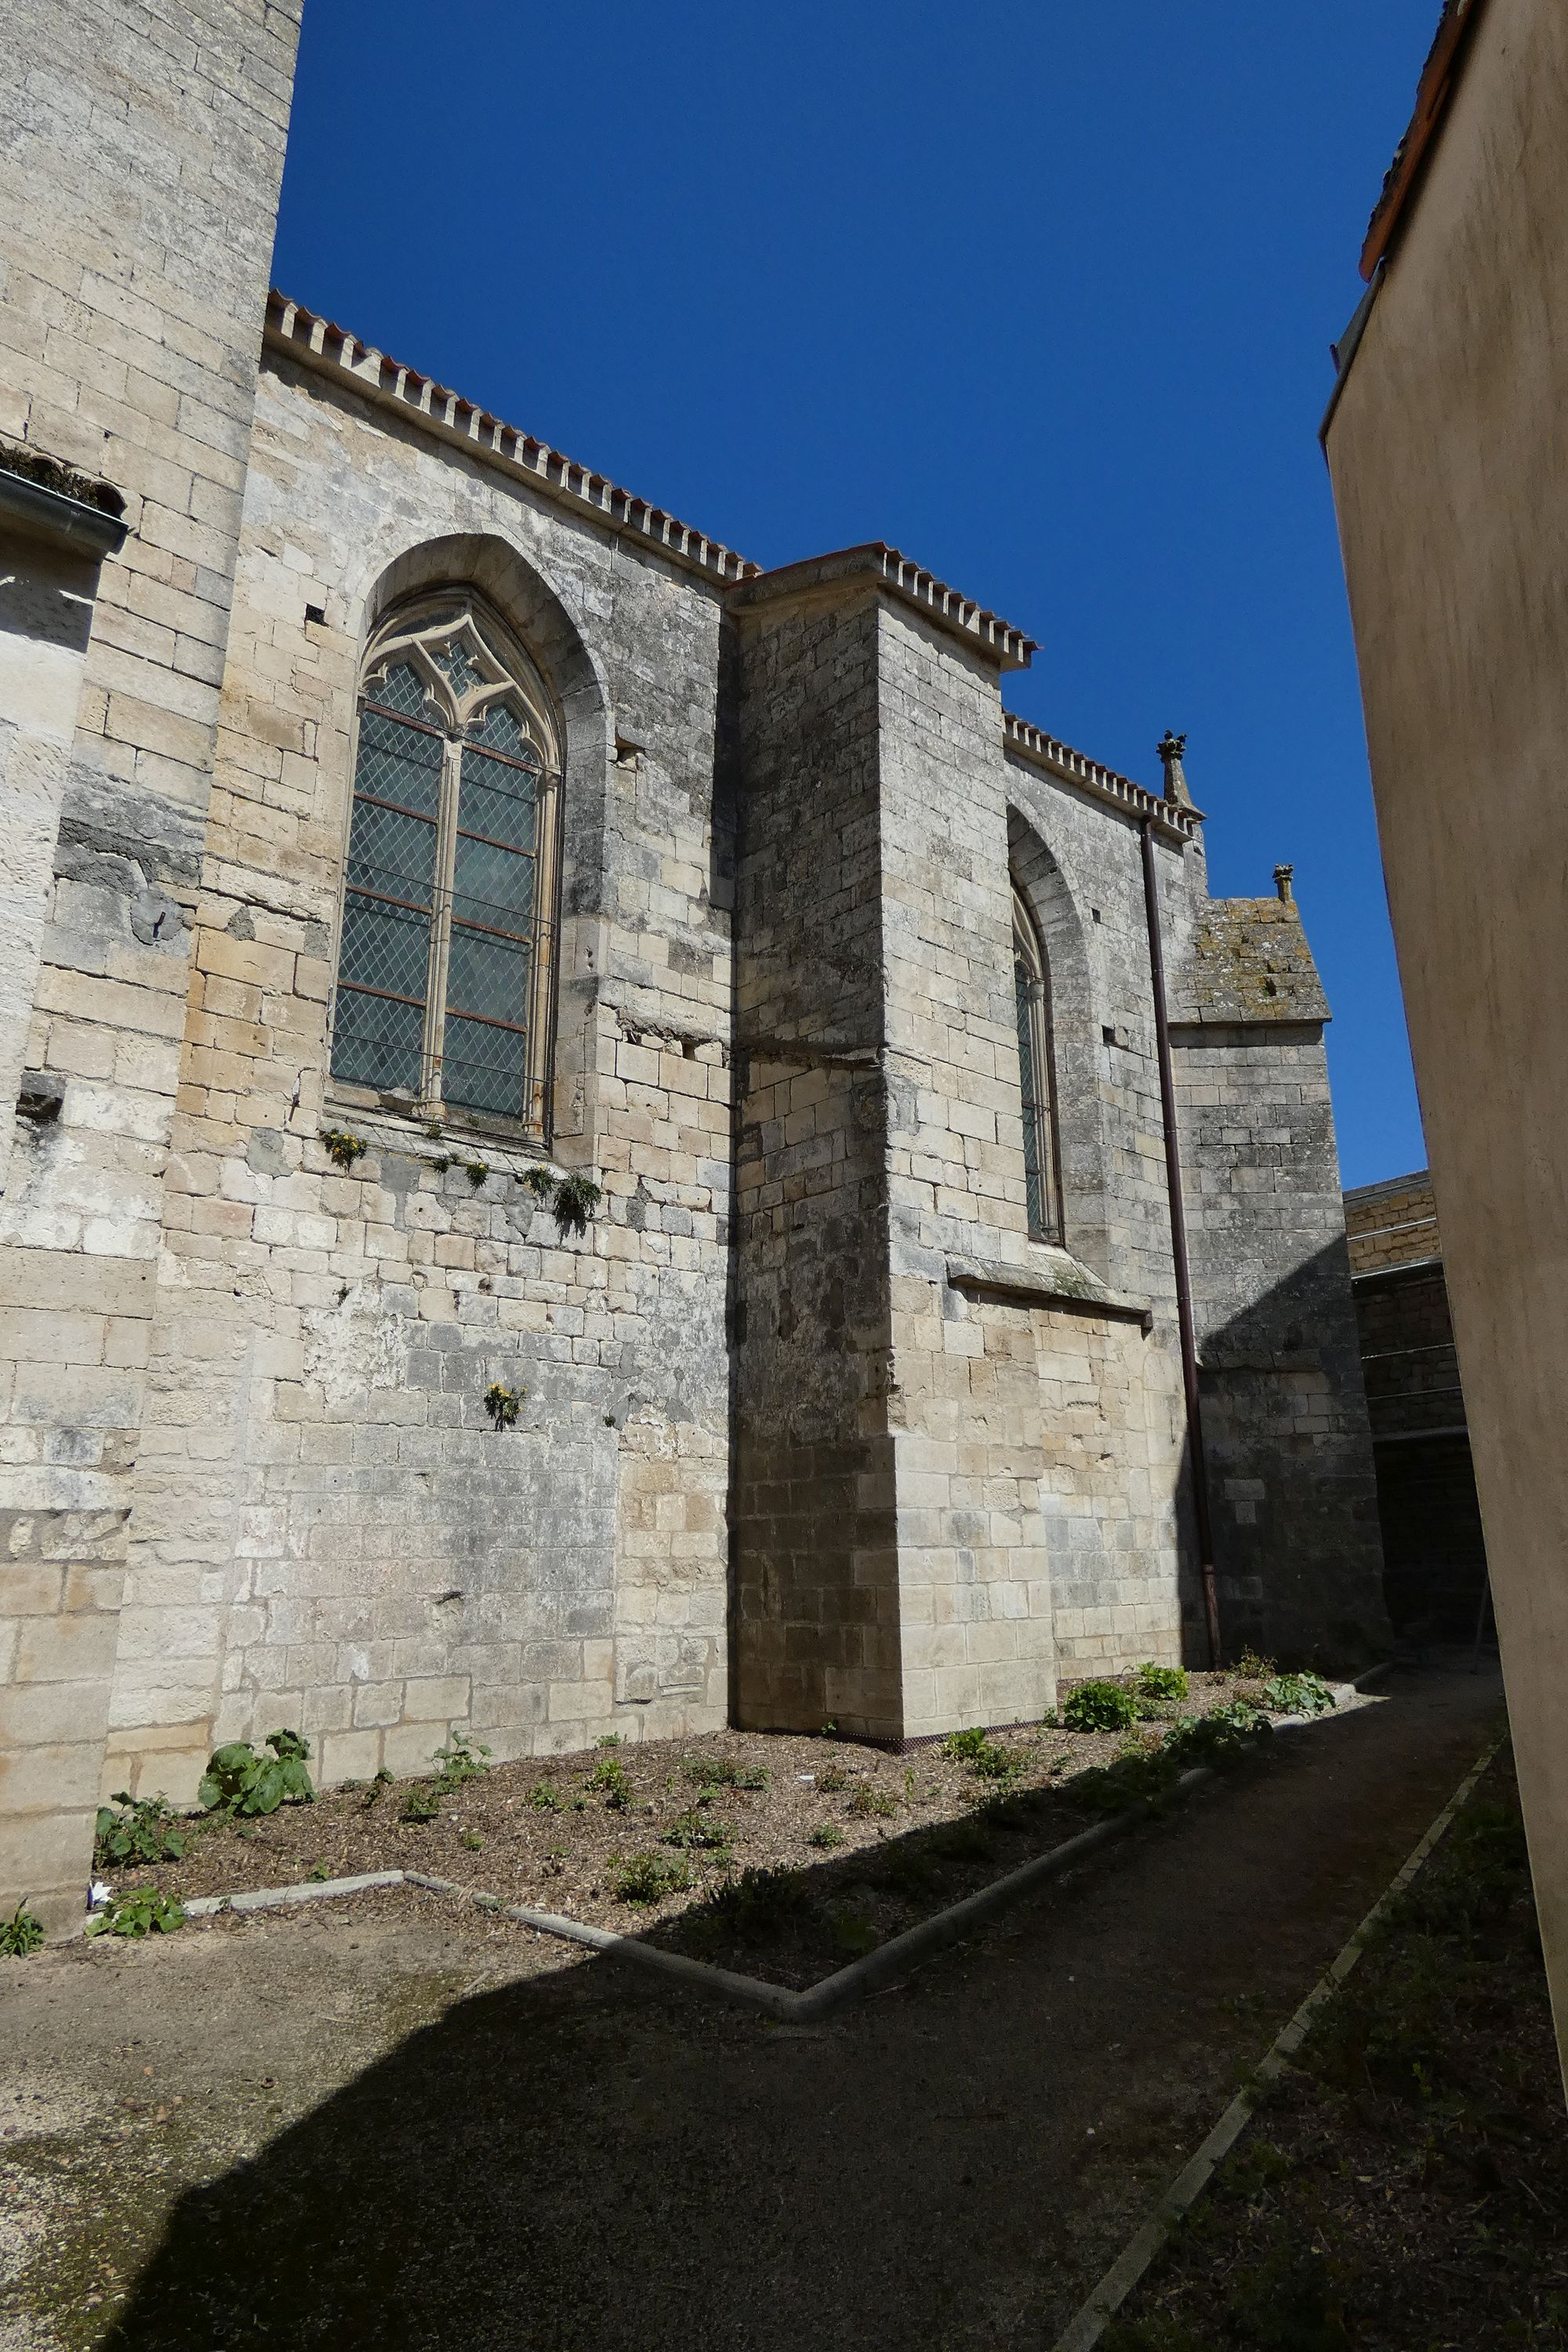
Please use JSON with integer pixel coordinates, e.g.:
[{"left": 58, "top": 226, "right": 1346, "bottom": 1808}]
[
  {"left": 1012, "top": 886, "right": 1062, "bottom": 1243},
  {"left": 329, "top": 597, "right": 561, "bottom": 1137}
]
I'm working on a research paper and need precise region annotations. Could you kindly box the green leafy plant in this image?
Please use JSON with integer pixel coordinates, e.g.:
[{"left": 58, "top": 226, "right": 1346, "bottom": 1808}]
[
  {"left": 484, "top": 1381, "right": 521, "bottom": 1431},
  {"left": 93, "top": 1791, "right": 187, "bottom": 1871},
  {"left": 85, "top": 1887, "right": 185, "bottom": 1940},
  {"left": 360, "top": 1768, "right": 394, "bottom": 1809},
  {"left": 460, "top": 1832, "right": 484, "bottom": 1852},
  {"left": 552, "top": 1171, "right": 602, "bottom": 1238},
  {"left": 807, "top": 1823, "right": 844, "bottom": 1850},
  {"left": 590, "top": 1755, "right": 634, "bottom": 1809},
  {"left": 198, "top": 1730, "right": 314, "bottom": 1817},
  {"left": 707, "top": 1864, "right": 808, "bottom": 1940},
  {"left": 321, "top": 1128, "right": 365, "bottom": 1169},
  {"left": 829, "top": 1911, "right": 879, "bottom": 1958},
  {"left": 540, "top": 1847, "right": 567, "bottom": 1878},
  {"left": 817, "top": 1764, "right": 848, "bottom": 1794},
  {"left": 1261, "top": 1671, "right": 1337, "bottom": 1719},
  {"left": 464, "top": 1159, "right": 489, "bottom": 1187},
  {"left": 307, "top": 1860, "right": 332, "bottom": 1882},
  {"left": 518, "top": 1166, "right": 557, "bottom": 1200},
  {"left": 401, "top": 1784, "right": 443, "bottom": 1824},
  {"left": 528, "top": 1779, "right": 565, "bottom": 1812},
  {"left": 684, "top": 1755, "right": 769, "bottom": 1791},
  {"left": 1062, "top": 1679, "right": 1140, "bottom": 1733},
  {"left": 611, "top": 1852, "right": 691, "bottom": 1905},
  {"left": 942, "top": 1726, "right": 1022, "bottom": 1784},
  {"left": 1134, "top": 1661, "right": 1190, "bottom": 1703},
  {"left": 0, "top": 1904, "right": 45, "bottom": 1956},
  {"left": 850, "top": 1782, "right": 897, "bottom": 1818},
  {"left": 662, "top": 1809, "right": 733, "bottom": 1853},
  {"left": 1234, "top": 1647, "right": 1276, "bottom": 1682},
  {"left": 431, "top": 1732, "right": 491, "bottom": 1791}
]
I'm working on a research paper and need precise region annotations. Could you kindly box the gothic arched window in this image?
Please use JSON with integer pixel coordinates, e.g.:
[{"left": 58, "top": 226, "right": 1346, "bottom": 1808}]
[
  {"left": 330, "top": 597, "right": 561, "bottom": 1135},
  {"left": 1012, "top": 887, "right": 1062, "bottom": 1242}
]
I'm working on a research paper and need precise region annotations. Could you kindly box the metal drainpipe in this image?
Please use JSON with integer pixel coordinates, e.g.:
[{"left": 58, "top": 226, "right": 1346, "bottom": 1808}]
[{"left": 1139, "top": 811, "right": 1223, "bottom": 1668}]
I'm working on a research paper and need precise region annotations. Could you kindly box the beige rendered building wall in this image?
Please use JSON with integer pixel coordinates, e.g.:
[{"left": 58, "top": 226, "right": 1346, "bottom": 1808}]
[{"left": 1323, "top": 0, "right": 1568, "bottom": 2081}]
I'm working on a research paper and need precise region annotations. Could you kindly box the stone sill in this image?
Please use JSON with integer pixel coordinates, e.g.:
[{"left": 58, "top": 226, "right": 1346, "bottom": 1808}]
[
  {"left": 0, "top": 467, "right": 128, "bottom": 558},
  {"left": 945, "top": 1250, "right": 1154, "bottom": 1332}
]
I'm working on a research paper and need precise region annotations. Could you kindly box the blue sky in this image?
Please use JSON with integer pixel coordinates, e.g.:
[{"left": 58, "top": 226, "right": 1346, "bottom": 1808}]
[{"left": 272, "top": 1, "right": 1439, "bottom": 1189}]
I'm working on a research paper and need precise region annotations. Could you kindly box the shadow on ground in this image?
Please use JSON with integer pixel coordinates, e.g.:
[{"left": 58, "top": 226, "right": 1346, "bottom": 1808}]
[{"left": 46, "top": 1666, "right": 1501, "bottom": 2352}]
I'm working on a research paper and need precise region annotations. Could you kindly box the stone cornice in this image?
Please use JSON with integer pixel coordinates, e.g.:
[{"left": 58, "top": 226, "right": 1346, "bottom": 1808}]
[
  {"left": 1002, "top": 713, "right": 1203, "bottom": 839},
  {"left": 728, "top": 543, "right": 1036, "bottom": 673},
  {"left": 264, "top": 292, "right": 762, "bottom": 590}
]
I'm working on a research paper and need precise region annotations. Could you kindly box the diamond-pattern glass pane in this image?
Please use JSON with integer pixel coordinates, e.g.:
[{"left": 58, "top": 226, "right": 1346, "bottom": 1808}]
[
  {"left": 354, "top": 704, "right": 442, "bottom": 820},
  {"left": 332, "top": 983, "right": 426, "bottom": 1095},
  {"left": 1014, "top": 933, "right": 1058, "bottom": 1240},
  {"left": 331, "top": 702, "right": 440, "bottom": 1095},
  {"left": 444, "top": 1007, "right": 530, "bottom": 1119},
  {"left": 366, "top": 662, "right": 434, "bottom": 721},
  {"left": 459, "top": 742, "right": 537, "bottom": 851},
  {"left": 453, "top": 834, "right": 535, "bottom": 932}
]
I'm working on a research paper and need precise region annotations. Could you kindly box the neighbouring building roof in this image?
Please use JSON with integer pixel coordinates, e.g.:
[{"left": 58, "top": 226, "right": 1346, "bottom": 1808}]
[
  {"left": 1177, "top": 898, "right": 1330, "bottom": 1025},
  {"left": 1360, "top": 0, "right": 1491, "bottom": 280}
]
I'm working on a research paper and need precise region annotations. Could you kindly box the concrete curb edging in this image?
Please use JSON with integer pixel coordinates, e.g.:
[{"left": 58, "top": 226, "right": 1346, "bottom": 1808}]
[
  {"left": 404, "top": 1780, "right": 1209, "bottom": 2024},
  {"left": 182, "top": 1870, "right": 404, "bottom": 1918},
  {"left": 157, "top": 1668, "right": 1391, "bottom": 2020},
  {"left": 1048, "top": 1732, "right": 1504, "bottom": 2352}
]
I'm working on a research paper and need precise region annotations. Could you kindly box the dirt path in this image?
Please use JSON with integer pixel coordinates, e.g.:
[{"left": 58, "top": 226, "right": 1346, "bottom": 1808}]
[{"left": 0, "top": 1663, "right": 1503, "bottom": 2352}]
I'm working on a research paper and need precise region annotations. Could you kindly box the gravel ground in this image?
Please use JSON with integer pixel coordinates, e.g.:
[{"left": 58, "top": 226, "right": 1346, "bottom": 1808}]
[
  {"left": 119, "top": 1671, "right": 1301, "bottom": 1988},
  {"left": 0, "top": 1664, "right": 1504, "bottom": 2352},
  {"left": 1103, "top": 1745, "right": 1564, "bottom": 2351}
]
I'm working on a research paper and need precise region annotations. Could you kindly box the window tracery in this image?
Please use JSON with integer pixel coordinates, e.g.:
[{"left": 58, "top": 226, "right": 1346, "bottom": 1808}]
[{"left": 330, "top": 596, "right": 561, "bottom": 1134}]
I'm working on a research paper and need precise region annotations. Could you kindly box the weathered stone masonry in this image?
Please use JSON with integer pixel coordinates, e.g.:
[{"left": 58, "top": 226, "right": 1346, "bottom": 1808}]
[{"left": 0, "top": 3, "right": 1388, "bottom": 1930}]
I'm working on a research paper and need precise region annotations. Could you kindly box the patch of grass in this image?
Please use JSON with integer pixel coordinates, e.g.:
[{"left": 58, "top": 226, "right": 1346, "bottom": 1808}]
[
  {"left": 85, "top": 1887, "right": 184, "bottom": 1939},
  {"left": 684, "top": 1755, "right": 769, "bottom": 1791},
  {"left": 942, "top": 1724, "right": 1025, "bottom": 1783},
  {"left": 662, "top": 1809, "right": 733, "bottom": 1853},
  {"left": 829, "top": 1911, "right": 880, "bottom": 1958},
  {"left": 930, "top": 1820, "right": 999, "bottom": 1864},
  {"left": 198, "top": 1730, "right": 314, "bottom": 1817},
  {"left": 610, "top": 1852, "right": 691, "bottom": 1905},
  {"left": 1062, "top": 1679, "right": 1141, "bottom": 1733},
  {"left": 0, "top": 1904, "right": 45, "bottom": 1956},
  {"left": 93, "top": 1790, "right": 187, "bottom": 1871},
  {"left": 706, "top": 1864, "right": 809, "bottom": 1941},
  {"left": 460, "top": 1832, "right": 484, "bottom": 1852}
]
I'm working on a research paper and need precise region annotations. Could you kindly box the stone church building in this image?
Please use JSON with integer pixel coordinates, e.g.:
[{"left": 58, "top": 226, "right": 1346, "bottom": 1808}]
[{"left": 0, "top": 1, "right": 1387, "bottom": 1929}]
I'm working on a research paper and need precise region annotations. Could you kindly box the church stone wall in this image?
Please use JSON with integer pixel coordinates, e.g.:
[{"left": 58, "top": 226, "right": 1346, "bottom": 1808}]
[
  {"left": 0, "top": 0, "right": 300, "bottom": 1927},
  {"left": 99, "top": 349, "right": 737, "bottom": 1801}
]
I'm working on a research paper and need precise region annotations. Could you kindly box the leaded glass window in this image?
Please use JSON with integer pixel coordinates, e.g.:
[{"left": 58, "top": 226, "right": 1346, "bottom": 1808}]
[
  {"left": 330, "top": 597, "right": 561, "bottom": 1135},
  {"left": 1012, "top": 888, "right": 1062, "bottom": 1243}
]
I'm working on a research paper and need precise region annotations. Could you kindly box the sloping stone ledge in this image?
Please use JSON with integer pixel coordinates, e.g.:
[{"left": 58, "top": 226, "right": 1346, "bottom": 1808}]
[{"left": 946, "top": 1251, "right": 1155, "bottom": 1333}]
